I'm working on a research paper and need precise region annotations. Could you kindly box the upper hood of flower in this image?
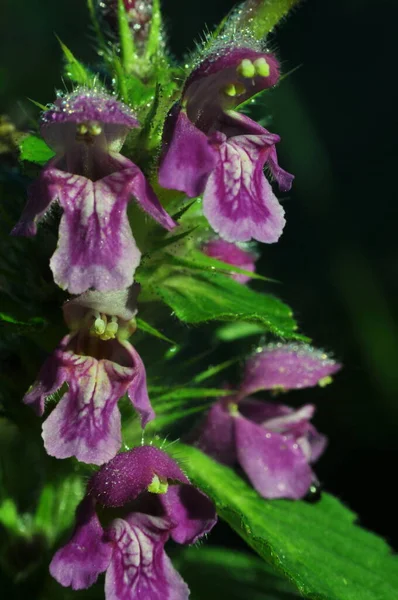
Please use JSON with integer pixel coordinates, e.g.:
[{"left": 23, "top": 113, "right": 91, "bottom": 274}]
[
  {"left": 63, "top": 286, "right": 140, "bottom": 334},
  {"left": 88, "top": 446, "right": 190, "bottom": 507},
  {"left": 183, "top": 48, "right": 279, "bottom": 132},
  {"left": 240, "top": 343, "right": 342, "bottom": 394},
  {"left": 41, "top": 88, "right": 139, "bottom": 154}
]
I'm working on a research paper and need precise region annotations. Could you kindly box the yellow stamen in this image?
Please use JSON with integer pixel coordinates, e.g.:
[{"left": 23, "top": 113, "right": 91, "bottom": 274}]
[
  {"left": 318, "top": 376, "right": 332, "bottom": 388},
  {"left": 228, "top": 402, "right": 239, "bottom": 416},
  {"left": 253, "top": 57, "right": 270, "bottom": 77},
  {"left": 99, "top": 316, "right": 119, "bottom": 341},
  {"left": 90, "top": 313, "right": 107, "bottom": 337},
  {"left": 77, "top": 123, "right": 88, "bottom": 135},
  {"left": 238, "top": 59, "right": 256, "bottom": 78},
  {"left": 148, "top": 474, "right": 169, "bottom": 494},
  {"left": 224, "top": 84, "right": 237, "bottom": 97},
  {"left": 90, "top": 122, "right": 102, "bottom": 136}
]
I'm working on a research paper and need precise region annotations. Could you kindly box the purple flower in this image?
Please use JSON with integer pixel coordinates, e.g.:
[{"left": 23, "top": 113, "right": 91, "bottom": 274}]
[
  {"left": 23, "top": 288, "right": 154, "bottom": 465},
  {"left": 189, "top": 343, "right": 341, "bottom": 499},
  {"left": 50, "top": 446, "right": 217, "bottom": 599},
  {"left": 192, "top": 397, "right": 326, "bottom": 500},
  {"left": 13, "top": 88, "right": 176, "bottom": 294},
  {"left": 240, "top": 343, "right": 342, "bottom": 394},
  {"left": 158, "top": 48, "right": 294, "bottom": 244},
  {"left": 201, "top": 237, "right": 257, "bottom": 283}
]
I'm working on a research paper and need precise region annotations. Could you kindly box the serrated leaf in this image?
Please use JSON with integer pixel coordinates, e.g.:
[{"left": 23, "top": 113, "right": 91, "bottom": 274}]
[
  {"left": 174, "top": 546, "right": 299, "bottom": 600},
  {"left": 168, "top": 444, "right": 398, "bottom": 600},
  {"left": 136, "top": 317, "right": 175, "bottom": 344},
  {"left": 19, "top": 135, "right": 54, "bottom": 165},
  {"left": 154, "top": 271, "right": 305, "bottom": 340}
]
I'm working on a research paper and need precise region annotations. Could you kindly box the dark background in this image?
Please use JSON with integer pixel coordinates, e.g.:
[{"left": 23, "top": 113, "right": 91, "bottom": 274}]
[{"left": 1, "top": 0, "right": 397, "bottom": 550}]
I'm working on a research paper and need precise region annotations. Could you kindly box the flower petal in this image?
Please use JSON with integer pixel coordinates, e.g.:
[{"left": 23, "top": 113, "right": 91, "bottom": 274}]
[
  {"left": 304, "top": 429, "right": 328, "bottom": 463},
  {"left": 159, "top": 107, "right": 217, "bottom": 198},
  {"left": 50, "top": 497, "right": 112, "bottom": 590},
  {"left": 234, "top": 415, "right": 313, "bottom": 499},
  {"left": 267, "top": 146, "right": 294, "bottom": 192},
  {"left": 11, "top": 160, "right": 58, "bottom": 236},
  {"left": 203, "top": 134, "right": 285, "bottom": 243},
  {"left": 202, "top": 238, "right": 256, "bottom": 283},
  {"left": 239, "top": 399, "right": 328, "bottom": 464},
  {"left": 127, "top": 344, "right": 155, "bottom": 427},
  {"left": 262, "top": 404, "right": 315, "bottom": 435},
  {"left": 189, "top": 400, "right": 236, "bottom": 465},
  {"left": 47, "top": 166, "right": 141, "bottom": 294},
  {"left": 23, "top": 344, "right": 69, "bottom": 416},
  {"left": 42, "top": 351, "right": 134, "bottom": 465},
  {"left": 241, "top": 343, "right": 342, "bottom": 393},
  {"left": 160, "top": 485, "right": 217, "bottom": 545},
  {"left": 105, "top": 515, "right": 189, "bottom": 600},
  {"left": 127, "top": 158, "right": 177, "bottom": 231},
  {"left": 88, "top": 446, "right": 189, "bottom": 507}
]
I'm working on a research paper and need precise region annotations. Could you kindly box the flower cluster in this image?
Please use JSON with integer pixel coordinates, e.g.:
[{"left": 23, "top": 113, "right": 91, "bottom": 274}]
[{"left": 9, "top": 4, "right": 338, "bottom": 596}]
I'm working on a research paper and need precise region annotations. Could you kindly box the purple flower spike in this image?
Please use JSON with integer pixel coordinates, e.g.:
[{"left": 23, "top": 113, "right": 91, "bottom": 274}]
[
  {"left": 24, "top": 288, "right": 154, "bottom": 465},
  {"left": 13, "top": 88, "right": 176, "bottom": 294},
  {"left": 192, "top": 397, "right": 326, "bottom": 500},
  {"left": 159, "top": 48, "right": 293, "bottom": 244},
  {"left": 240, "top": 343, "right": 342, "bottom": 395},
  {"left": 202, "top": 237, "right": 257, "bottom": 283},
  {"left": 50, "top": 447, "right": 217, "bottom": 599}
]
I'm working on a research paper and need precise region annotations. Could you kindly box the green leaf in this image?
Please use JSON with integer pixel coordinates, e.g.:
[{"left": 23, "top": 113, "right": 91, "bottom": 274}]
[
  {"left": 0, "top": 311, "right": 47, "bottom": 330},
  {"left": 174, "top": 546, "right": 299, "bottom": 600},
  {"left": 118, "top": 0, "right": 137, "bottom": 72},
  {"left": 192, "top": 357, "right": 240, "bottom": 383},
  {"left": 166, "top": 250, "right": 270, "bottom": 282},
  {"left": 153, "top": 271, "right": 305, "bottom": 340},
  {"left": 86, "top": 0, "right": 108, "bottom": 55},
  {"left": 148, "top": 227, "right": 199, "bottom": 254},
  {"left": 153, "top": 387, "right": 233, "bottom": 405},
  {"left": 19, "top": 135, "right": 54, "bottom": 165},
  {"left": 168, "top": 444, "right": 398, "bottom": 600},
  {"left": 215, "top": 321, "right": 270, "bottom": 341},
  {"left": 0, "top": 499, "right": 27, "bottom": 536},
  {"left": 136, "top": 317, "right": 176, "bottom": 344},
  {"left": 56, "top": 36, "right": 98, "bottom": 86},
  {"left": 145, "top": 0, "right": 162, "bottom": 59},
  {"left": 34, "top": 476, "right": 84, "bottom": 544},
  {"left": 231, "top": 0, "right": 300, "bottom": 39}
]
